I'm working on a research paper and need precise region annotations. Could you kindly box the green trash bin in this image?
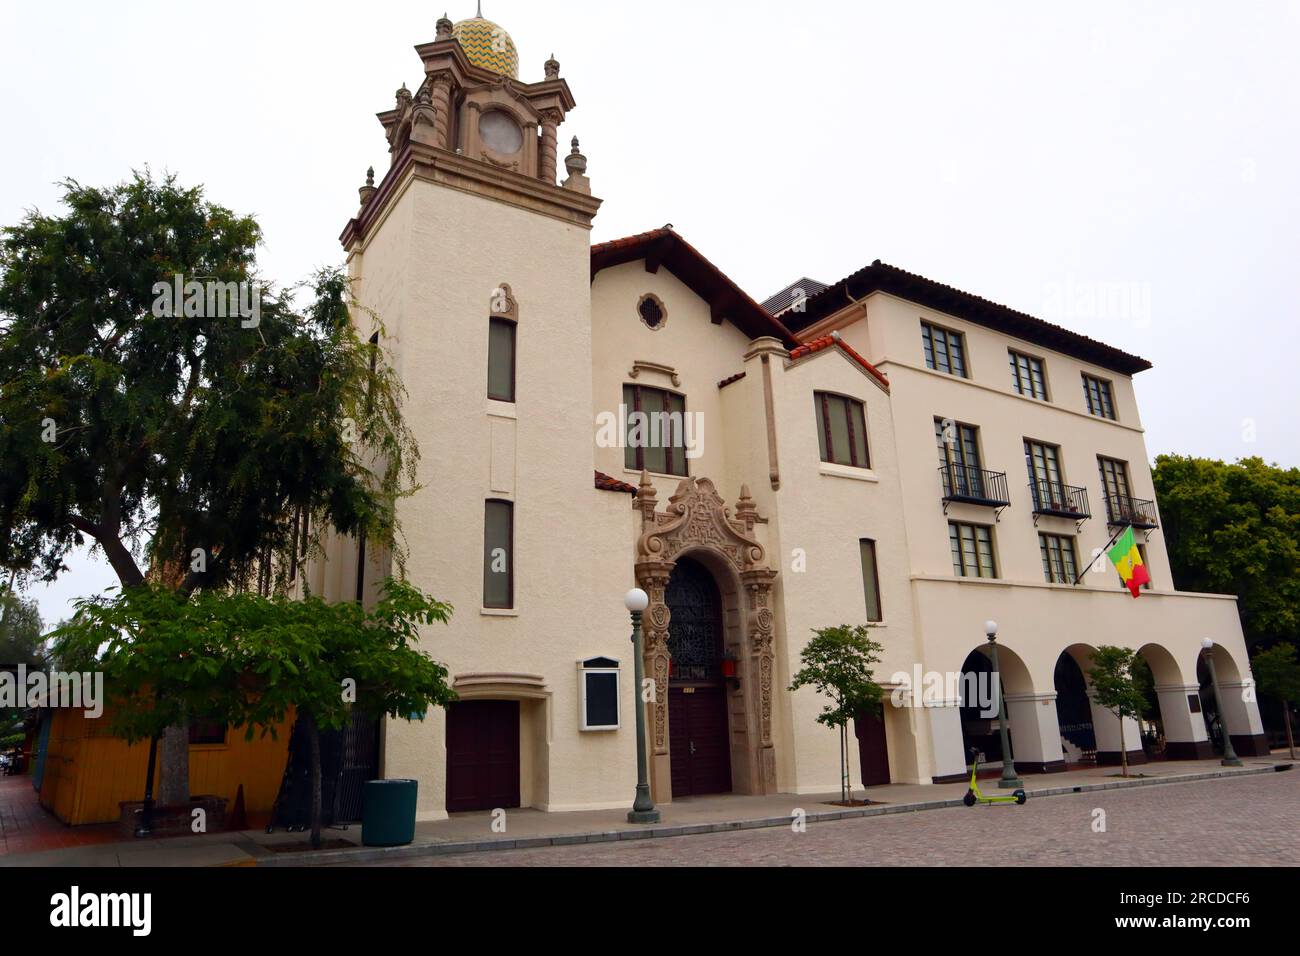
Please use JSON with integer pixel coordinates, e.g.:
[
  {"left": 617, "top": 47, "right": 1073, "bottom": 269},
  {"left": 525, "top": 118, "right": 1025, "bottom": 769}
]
[{"left": 362, "top": 779, "right": 418, "bottom": 847}]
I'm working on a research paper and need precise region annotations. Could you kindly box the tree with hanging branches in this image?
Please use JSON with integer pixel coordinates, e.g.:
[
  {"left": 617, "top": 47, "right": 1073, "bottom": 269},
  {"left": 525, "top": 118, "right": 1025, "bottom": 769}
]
[{"left": 0, "top": 170, "right": 419, "bottom": 805}]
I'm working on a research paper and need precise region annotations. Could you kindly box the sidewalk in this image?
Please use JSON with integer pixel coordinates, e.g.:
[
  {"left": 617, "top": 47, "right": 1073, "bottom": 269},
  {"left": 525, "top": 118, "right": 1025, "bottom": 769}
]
[{"left": 2, "top": 753, "right": 1292, "bottom": 867}]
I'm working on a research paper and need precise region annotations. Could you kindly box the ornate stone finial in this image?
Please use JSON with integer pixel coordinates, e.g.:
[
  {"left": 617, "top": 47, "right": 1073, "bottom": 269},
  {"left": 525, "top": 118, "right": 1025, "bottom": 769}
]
[
  {"left": 735, "top": 484, "right": 758, "bottom": 534},
  {"left": 435, "top": 14, "right": 453, "bottom": 40},
  {"left": 563, "top": 136, "right": 591, "bottom": 194},
  {"left": 636, "top": 470, "right": 659, "bottom": 525},
  {"left": 396, "top": 83, "right": 412, "bottom": 111},
  {"left": 544, "top": 53, "right": 560, "bottom": 78},
  {"left": 358, "top": 166, "right": 378, "bottom": 210}
]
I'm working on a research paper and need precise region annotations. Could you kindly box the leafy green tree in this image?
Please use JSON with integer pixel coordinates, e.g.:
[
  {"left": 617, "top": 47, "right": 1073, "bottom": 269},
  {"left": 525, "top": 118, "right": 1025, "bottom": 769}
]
[
  {"left": 0, "top": 587, "right": 45, "bottom": 749},
  {"left": 789, "top": 624, "right": 883, "bottom": 804},
  {"left": 1087, "top": 646, "right": 1149, "bottom": 778},
  {"left": 52, "top": 578, "right": 456, "bottom": 848},
  {"left": 1152, "top": 455, "right": 1300, "bottom": 649},
  {"left": 1252, "top": 642, "right": 1300, "bottom": 758},
  {"left": 0, "top": 171, "right": 419, "bottom": 801}
]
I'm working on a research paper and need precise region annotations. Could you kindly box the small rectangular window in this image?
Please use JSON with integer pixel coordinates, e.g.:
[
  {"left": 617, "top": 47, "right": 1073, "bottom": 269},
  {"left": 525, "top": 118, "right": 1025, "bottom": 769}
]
[
  {"left": 1039, "top": 533, "right": 1079, "bottom": 584},
  {"left": 1083, "top": 374, "right": 1116, "bottom": 420},
  {"left": 623, "top": 384, "right": 689, "bottom": 477},
  {"left": 859, "top": 539, "right": 883, "bottom": 623},
  {"left": 922, "top": 322, "right": 967, "bottom": 378},
  {"left": 188, "top": 720, "right": 227, "bottom": 746},
  {"left": 579, "top": 659, "right": 621, "bottom": 732},
  {"left": 949, "top": 522, "right": 997, "bottom": 578},
  {"left": 1009, "top": 350, "right": 1048, "bottom": 400},
  {"left": 817, "top": 392, "right": 870, "bottom": 468},
  {"left": 483, "top": 500, "right": 514, "bottom": 609},
  {"left": 488, "top": 318, "right": 516, "bottom": 403}
]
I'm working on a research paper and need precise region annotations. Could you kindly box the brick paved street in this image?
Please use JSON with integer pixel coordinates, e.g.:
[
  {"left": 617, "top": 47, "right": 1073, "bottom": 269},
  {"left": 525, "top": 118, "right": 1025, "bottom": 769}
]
[{"left": 371, "top": 768, "right": 1300, "bottom": 867}]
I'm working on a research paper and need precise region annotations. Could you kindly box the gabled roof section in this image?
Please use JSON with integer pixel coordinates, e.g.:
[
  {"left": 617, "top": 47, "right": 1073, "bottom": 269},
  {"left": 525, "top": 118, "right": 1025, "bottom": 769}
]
[
  {"left": 789, "top": 333, "right": 890, "bottom": 393},
  {"left": 591, "top": 228, "right": 798, "bottom": 347},
  {"left": 790, "top": 260, "right": 1152, "bottom": 376},
  {"left": 761, "top": 277, "right": 828, "bottom": 317}
]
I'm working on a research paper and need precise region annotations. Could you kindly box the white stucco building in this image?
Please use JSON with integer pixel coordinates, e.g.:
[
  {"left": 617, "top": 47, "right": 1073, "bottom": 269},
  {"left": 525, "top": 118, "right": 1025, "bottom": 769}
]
[{"left": 305, "top": 12, "right": 1265, "bottom": 820}]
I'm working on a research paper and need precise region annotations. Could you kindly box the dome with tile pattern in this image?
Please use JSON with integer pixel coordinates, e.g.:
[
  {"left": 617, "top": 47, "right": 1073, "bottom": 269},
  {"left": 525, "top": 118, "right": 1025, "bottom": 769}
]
[{"left": 452, "top": 15, "right": 519, "bottom": 79}]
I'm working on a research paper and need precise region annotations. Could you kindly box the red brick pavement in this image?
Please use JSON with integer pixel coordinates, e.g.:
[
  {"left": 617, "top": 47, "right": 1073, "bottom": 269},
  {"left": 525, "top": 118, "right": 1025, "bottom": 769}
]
[{"left": 0, "top": 774, "right": 120, "bottom": 857}]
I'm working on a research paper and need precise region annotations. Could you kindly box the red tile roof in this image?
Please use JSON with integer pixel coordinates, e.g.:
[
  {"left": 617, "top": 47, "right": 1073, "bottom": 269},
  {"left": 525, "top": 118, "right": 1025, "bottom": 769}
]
[
  {"left": 717, "top": 371, "right": 747, "bottom": 390},
  {"left": 591, "top": 228, "right": 798, "bottom": 347},
  {"left": 789, "top": 334, "right": 890, "bottom": 392},
  {"left": 595, "top": 470, "right": 638, "bottom": 495},
  {"left": 788, "top": 260, "right": 1151, "bottom": 376}
]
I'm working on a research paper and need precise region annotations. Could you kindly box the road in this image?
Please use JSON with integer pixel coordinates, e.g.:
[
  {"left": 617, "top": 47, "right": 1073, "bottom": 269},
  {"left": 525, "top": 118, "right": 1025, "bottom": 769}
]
[{"left": 367, "top": 768, "right": 1300, "bottom": 867}]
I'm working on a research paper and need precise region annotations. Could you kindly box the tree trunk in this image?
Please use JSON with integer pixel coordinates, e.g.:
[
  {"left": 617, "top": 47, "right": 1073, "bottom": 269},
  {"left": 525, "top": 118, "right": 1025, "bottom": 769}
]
[
  {"left": 157, "top": 723, "right": 190, "bottom": 806},
  {"left": 1284, "top": 702, "right": 1295, "bottom": 760},
  {"left": 306, "top": 712, "right": 323, "bottom": 850},
  {"left": 1118, "top": 714, "right": 1128, "bottom": 778}
]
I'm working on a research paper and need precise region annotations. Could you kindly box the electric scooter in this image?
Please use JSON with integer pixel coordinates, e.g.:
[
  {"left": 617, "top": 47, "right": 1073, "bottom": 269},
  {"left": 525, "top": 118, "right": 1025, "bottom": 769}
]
[{"left": 962, "top": 748, "right": 1027, "bottom": 807}]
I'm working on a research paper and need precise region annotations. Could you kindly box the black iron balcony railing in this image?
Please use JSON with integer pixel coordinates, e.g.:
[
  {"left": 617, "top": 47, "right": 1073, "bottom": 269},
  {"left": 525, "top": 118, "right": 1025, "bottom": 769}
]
[
  {"left": 1104, "top": 494, "right": 1159, "bottom": 529},
  {"left": 1029, "top": 480, "right": 1091, "bottom": 519},
  {"left": 939, "top": 464, "right": 1011, "bottom": 508}
]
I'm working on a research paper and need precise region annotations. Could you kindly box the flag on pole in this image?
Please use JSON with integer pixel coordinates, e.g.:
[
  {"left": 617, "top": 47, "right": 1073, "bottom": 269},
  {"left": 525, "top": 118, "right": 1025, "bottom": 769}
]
[{"left": 1108, "top": 526, "right": 1150, "bottom": 598}]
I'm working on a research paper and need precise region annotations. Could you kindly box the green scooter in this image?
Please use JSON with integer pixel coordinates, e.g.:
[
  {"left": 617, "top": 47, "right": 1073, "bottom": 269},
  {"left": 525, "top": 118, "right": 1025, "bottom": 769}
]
[{"left": 963, "top": 748, "right": 1027, "bottom": 807}]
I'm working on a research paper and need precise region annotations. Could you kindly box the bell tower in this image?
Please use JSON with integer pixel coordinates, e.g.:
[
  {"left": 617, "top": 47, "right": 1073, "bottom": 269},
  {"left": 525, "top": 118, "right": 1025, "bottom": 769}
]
[{"left": 333, "top": 10, "right": 610, "bottom": 819}]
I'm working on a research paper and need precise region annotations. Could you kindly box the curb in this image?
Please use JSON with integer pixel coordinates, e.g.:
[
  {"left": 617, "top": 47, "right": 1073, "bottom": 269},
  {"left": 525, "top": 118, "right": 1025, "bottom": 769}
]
[{"left": 256, "top": 763, "right": 1287, "bottom": 868}]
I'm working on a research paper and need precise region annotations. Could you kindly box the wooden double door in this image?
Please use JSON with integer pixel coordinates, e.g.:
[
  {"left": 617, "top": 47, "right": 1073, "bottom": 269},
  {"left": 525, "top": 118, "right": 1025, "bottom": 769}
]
[
  {"left": 666, "top": 557, "right": 733, "bottom": 798},
  {"left": 445, "top": 700, "right": 521, "bottom": 814}
]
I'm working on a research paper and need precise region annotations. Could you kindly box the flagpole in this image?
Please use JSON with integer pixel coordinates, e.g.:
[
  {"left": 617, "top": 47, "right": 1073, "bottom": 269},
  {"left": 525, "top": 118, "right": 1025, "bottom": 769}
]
[{"left": 1074, "top": 524, "right": 1129, "bottom": 587}]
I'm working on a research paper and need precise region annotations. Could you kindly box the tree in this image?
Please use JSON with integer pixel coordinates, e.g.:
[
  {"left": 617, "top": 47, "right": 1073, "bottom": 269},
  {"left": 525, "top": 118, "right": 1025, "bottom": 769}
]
[
  {"left": 1152, "top": 456, "right": 1300, "bottom": 650},
  {"left": 1252, "top": 642, "right": 1300, "bottom": 759},
  {"left": 0, "top": 171, "right": 419, "bottom": 802},
  {"left": 789, "top": 624, "right": 883, "bottom": 804},
  {"left": 1087, "top": 646, "right": 1149, "bottom": 778},
  {"left": 0, "top": 587, "right": 45, "bottom": 749},
  {"left": 52, "top": 578, "right": 456, "bottom": 848}
]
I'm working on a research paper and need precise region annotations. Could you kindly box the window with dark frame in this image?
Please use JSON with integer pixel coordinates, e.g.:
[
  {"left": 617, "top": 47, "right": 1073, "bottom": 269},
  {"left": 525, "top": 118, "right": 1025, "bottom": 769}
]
[
  {"left": 1009, "top": 350, "right": 1048, "bottom": 400},
  {"left": 1025, "top": 439, "right": 1065, "bottom": 509},
  {"left": 1039, "top": 532, "right": 1079, "bottom": 584},
  {"left": 488, "top": 317, "right": 517, "bottom": 403},
  {"left": 949, "top": 521, "right": 997, "bottom": 578},
  {"left": 859, "top": 539, "right": 883, "bottom": 623},
  {"left": 622, "top": 384, "right": 689, "bottom": 477},
  {"left": 1083, "top": 374, "right": 1116, "bottom": 420},
  {"left": 921, "top": 321, "right": 967, "bottom": 378},
  {"left": 188, "top": 719, "right": 227, "bottom": 746},
  {"left": 816, "top": 392, "right": 870, "bottom": 468},
  {"left": 1098, "top": 456, "right": 1132, "bottom": 503},
  {"left": 483, "top": 499, "right": 514, "bottom": 609}
]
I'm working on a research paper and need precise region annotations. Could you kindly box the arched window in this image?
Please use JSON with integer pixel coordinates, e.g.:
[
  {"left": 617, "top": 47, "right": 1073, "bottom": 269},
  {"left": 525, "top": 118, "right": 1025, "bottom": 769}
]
[{"left": 487, "top": 283, "right": 518, "bottom": 403}]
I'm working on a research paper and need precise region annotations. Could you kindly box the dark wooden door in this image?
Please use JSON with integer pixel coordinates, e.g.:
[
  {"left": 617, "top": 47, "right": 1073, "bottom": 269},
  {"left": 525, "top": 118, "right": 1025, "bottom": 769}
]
[
  {"left": 446, "top": 700, "right": 520, "bottom": 813},
  {"left": 855, "top": 705, "right": 891, "bottom": 787},
  {"left": 669, "top": 686, "right": 733, "bottom": 797}
]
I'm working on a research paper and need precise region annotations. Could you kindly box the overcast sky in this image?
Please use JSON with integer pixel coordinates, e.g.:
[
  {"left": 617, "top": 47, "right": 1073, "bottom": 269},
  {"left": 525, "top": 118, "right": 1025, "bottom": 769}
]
[{"left": 2, "top": 0, "right": 1298, "bottom": 626}]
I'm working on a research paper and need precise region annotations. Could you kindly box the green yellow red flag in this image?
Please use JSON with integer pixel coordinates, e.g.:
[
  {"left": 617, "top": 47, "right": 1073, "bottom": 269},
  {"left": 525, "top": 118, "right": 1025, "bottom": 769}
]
[{"left": 1108, "top": 526, "right": 1150, "bottom": 598}]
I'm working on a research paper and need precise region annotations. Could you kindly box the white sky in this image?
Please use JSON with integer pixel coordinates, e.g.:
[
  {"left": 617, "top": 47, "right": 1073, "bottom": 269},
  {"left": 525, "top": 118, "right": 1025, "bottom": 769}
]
[{"left": 3, "top": 0, "right": 1298, "bottom": 626}]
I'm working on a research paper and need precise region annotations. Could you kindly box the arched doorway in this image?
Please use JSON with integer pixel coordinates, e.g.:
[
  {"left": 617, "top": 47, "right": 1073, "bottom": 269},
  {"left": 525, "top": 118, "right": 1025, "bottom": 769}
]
[
  {"left": 634, "top": 475, "right": 779, "bottom": 802},
  {"left": 1054, "top": 651, "right": 1097, "bottom": 765},
  {"left": 666, "top": 557, "right": 733, "bottom": 797}
]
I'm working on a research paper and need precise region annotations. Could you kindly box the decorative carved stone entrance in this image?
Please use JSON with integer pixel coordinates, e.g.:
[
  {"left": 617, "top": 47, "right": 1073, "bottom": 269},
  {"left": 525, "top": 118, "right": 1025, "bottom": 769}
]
[{"left": 634, "top": 473, "right": 779, "bottom": 801}]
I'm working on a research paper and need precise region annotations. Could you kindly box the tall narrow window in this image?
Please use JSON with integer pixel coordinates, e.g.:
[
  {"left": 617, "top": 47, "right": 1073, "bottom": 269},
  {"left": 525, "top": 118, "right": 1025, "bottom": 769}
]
[
  {"left": 1098, "top": 455, "right": 1133, "bottom": 523},
  {"left": 483, "top": 500, "right": 514, "bottom": 609},
  {"left": 859, "top": 539, "right": 883, "bottom": 623},
  {"left": 488, "top": 318, "right": 516, "bottom": 403},
  {"left": 623, "top": 384, "right": 688, "bottom": 477},
  {"left": 1024, "top": 439, "right": 1064, "bottom": 510},
  {"left": 949, "top": 522, "right": 997, "bottom": 578},
  {"left": 921, "top": 321, "right": 967, "bottom": 378},
  {"left": 1083, "top": 374, "right": 1116, "bottom": 420},
  {"left": 1039, "top": 533, "right": 1078, "bottom": 584},
  {"left": 355, "top": 532, "right": 367, "bottom": 604},
  {"left": 1009, "top": 350, "right": 1048, "bottom": 399},
  {"left": 935, "top": 417, "right": 984, "bottom": 498},
  {"left": 816, "top": 392, "right": 870, "bottom": 468}
]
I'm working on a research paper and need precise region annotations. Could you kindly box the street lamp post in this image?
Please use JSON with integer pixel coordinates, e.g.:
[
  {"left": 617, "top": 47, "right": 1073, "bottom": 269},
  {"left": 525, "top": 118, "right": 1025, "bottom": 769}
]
[
  {"left": 625, "top": 589, "right": 661, "bottom": 824},
  {"left": 1201, "top": 638, "right": 1242, "bottom": 767},
  {"left": 985, "top": 620, "right": 1023, "bottom": 789}
]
